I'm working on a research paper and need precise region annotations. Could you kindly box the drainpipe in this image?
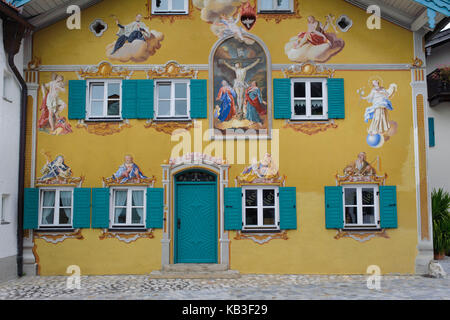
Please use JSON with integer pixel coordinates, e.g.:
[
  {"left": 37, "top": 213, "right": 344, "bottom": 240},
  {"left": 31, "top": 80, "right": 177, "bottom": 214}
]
[{"left": 2, "top": 13, "right": 33, "bottom": 277}]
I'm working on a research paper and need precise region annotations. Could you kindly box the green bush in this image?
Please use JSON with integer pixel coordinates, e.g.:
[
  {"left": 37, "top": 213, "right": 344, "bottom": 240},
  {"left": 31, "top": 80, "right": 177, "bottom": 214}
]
[{"left": 431, "top": 188, "right": 450, "bottom": 256}]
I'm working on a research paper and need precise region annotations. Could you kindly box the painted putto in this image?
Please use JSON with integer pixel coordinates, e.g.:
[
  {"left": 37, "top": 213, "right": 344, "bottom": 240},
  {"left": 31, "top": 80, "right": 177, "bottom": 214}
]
[
  {"left": 238, "top": 153, "right": 282, "bottom": 184},
  {"left": 38, "top": 73, "right": 72, "bottom": 136},
  {"left": 285, "top": 15, "right": 345, "bottom": 63},
  {"left": 358, "top": 78, "right": 398, "bottom": 148},
  {"left": 106, "top": 14, "right": 164, "bottom": 63}
]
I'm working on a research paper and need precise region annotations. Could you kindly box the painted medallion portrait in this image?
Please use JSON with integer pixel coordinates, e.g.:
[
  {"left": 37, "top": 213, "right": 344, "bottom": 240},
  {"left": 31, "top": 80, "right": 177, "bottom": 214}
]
[{"left": 211, "top": 36, "right": 270, "bottom": 138}]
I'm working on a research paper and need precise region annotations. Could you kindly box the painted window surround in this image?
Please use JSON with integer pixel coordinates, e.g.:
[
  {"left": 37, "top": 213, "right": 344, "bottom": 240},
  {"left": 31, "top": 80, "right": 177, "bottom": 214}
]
[
  {"left": 38, "top": 187, "right": 74, "bottom": 230},
  {"left": 342, "top": 184, "right": 380, "bottom": 229},
  {"left": 242, "top": 185, "right": 280, "bottom": 232},
  {"left": 154, "top": 79, "right": 191, "bottom": 121},
  {"left": 257, "top": 0, "right": 294, "bottom": 13},
  {"left": 291, "top": 78, "right": 329, "bottom": 121},
  {"left": 151, "top": 0, "right": 189, "bottom": 15},
  {"left": 110, "top": 187, "right": 147, "bottom": 229},
  {"left": 86, "top": 79, "right": 122, "bottom": 121}
]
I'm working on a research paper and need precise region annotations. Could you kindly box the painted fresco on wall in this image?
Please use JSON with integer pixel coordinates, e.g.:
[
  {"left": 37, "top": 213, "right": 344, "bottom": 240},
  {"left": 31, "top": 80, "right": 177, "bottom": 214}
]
[
  {"left": 337, "top": 152, "right": 386, "bottom": 184},
  {"left": 106, "top": 14, "right": 164, "bottom": 63},
  {"left": 37, "top": 153, "right": 82, "bottom": 185},
  {"left": 38, "top": 73, "right": 72, "bottom": 136},
  {"left": 285, "top": 15, "right": 345, "bottom": 63},
  {"left": 213, "top": 36, "right": 269, "bottom": 134},
  {"left": 104, "top": 155, "right": 154, "bottom": 185},
  {"left": 358, "top": 78, "right": 398, "bottom": 148},
  {"left": 237, "top": 153, "right": 284, "bottom": 184}
]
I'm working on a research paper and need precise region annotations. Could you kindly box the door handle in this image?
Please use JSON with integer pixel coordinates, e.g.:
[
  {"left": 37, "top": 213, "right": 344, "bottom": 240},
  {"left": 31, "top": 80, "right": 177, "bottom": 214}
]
[{"left": 177, "top": 218, "right": 181, "bottom": 229}]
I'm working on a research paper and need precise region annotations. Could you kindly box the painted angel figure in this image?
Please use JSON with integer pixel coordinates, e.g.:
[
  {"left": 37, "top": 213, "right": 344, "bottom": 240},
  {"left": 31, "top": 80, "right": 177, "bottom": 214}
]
[
  {"left": 40, "top": 74, "right": 66, "bottom": 131},
  {"left": 359, "top": 80, "right": 397, "bottom": 136},
  {"left": 211, "top": 14, "right": 254, "bottom": 45}
]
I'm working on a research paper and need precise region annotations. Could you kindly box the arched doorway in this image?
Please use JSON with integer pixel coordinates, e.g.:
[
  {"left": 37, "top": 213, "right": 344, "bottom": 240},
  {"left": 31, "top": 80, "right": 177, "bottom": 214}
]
[{"left": 174, "top": 169, "right": 218, "bottom": 263}]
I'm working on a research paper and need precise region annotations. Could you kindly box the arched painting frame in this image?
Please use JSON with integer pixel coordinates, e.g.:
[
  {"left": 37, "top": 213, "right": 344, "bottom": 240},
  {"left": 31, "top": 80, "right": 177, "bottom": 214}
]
[{"left": 209, "top": 34, "right": 272, "bottom": 140}]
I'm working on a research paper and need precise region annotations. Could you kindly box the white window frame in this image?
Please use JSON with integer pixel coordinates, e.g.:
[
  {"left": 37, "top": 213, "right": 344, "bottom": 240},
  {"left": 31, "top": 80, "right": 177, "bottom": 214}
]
[
  {"left": 151, "top": 0, "right": 189, "bottom": 15},
  {"left": 258, "top": 0, "right": 294, "bottom": 13},
  {"left": 242, "top": 186, "right": 280, "bottom": 231},
  {"left": 110, "top": 187, "right": 147, "bottom": 229},
  {"left": 86, "top": 79, "right": 122, "bottom": 121},
  {"left": 0, "top": 194, "right": 9, "bottom": 224},
  {"left": 291, "top": 78, "right": 328, "bottom": 120},
  {"left": 154, "top": 79, "right": 191, "bottom": 120},
  {"left": 342, "top": 184, "right": 380, "bottom": 229},
  {"left": 38, "top": 187, "right": 74, "bottom": 229}
]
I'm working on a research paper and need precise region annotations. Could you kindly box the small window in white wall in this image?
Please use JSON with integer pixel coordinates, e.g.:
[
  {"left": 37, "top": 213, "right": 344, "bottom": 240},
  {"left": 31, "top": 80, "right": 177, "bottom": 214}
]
[
  {"left": 0, "top": 194, "right": 9, "bottom": 224},
  {"left": 291, "top": 78, "right": 328, "bottom": 120},
  {"left": 155, "top": 79, "right": 190, "bottom": 120},
  {"left": 39, "top": 188, "right": 74, "bottom": 228},
  {"left": 343, "top": 185, "right": 380, "bottom": 229},
  {"left": 242, "top": 186, "right": 279, "bottom": 231},
  {"left": 152, "top": 0, "right": 189, "bottom": 14},
  {"left": 3, "top": 70, "right": 14, "bottom": 103},
  {"left": 258, "top": 0, "right": 293, "bottom": 12},
  {"left": 87, "top": 80, "right": 122, "bottom": 120},
  {"left": 111, "top": 188, "right": 146, "bottom": 228}
]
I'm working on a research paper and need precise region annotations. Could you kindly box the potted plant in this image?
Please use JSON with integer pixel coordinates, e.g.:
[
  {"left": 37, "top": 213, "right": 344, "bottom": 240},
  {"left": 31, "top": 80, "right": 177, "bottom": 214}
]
[{"left": 431, "top": 188, "right": 450, "bottom": 260}]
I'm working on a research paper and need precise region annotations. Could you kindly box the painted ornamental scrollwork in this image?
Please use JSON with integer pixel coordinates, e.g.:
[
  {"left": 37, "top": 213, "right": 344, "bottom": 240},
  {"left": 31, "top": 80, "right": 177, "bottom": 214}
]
[
  {"left": 234, "top": 230, "right": 289, "bottom": 244},
  {"left": 283, "top": 120, "right": 338, "bottom": 135},
  {"left": 146, "top": 60, "right": 198, "bottom": 79},
  {"left": 77, "top": 61, "right": 133, "bottom": 80},
  {"left": 282, "top": 63, "right": 335, "bottom": 78},
  {"left": 99, "top": 229, "right": 154, "bottom": 243}
]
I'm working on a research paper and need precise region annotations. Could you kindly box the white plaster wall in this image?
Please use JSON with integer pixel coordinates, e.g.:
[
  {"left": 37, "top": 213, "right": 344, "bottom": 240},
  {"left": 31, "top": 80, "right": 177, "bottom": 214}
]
[
  {"left": 427, "top": 41, "right": 450, "bottom": 193},
  {"left": 0, "top": 18, "right": 24, "bottom": 261}
]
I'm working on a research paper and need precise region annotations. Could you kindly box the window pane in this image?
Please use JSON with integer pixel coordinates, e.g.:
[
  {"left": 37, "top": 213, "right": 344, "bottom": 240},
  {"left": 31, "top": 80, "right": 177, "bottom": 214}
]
[
  {"left": 245, "top": 208, "right": 258, "bottom": 225},
  {"left": 294, "top": 82, "right": 305, "bottom": 98},
  {"left": 132, "top": 190, "right": 144, "bottom": 206},
  {"left": 42, "top": 191, "right": 55, "bottom": 207},
  {"left": 175, "top": 83, "right": 187, "bottom": 98},
  {"left": 158, "top": 83, "right": 171, "bottom": 99},
  {"left": 158, "top": 100, "right": 171, "bottom": 116},
  {"left": 363, "top": 207, "right": 375, "bottom": 224},
  {"left": 155, "top": 0, "right": 168, "bottom": 10},
  {"left": 263, "top": 189, "right": 275, "bottom": 206},
  {"left": 59, "top": 191, "right": 72, "bottom": 207},
  {"left": 114, "top": 208, "right": 127, "bottom": 224},
  {"left": 132, "top": 208, "right": 143, "bottom": 224},
  {"left": 91, "top": 101, "right": 104, "bottom": 117},
  {"left": 311, "top": 100, "right": 323, "bottom": 116},
  {"left": 277, "top": 0, "right": 290, "bottom": 10},
  {"left": 245, "top": 190, "right": 257, "bottom": 207},
  {"left": 108, "top": 83, "right": 120, "bottom": 99},
  {"left": 41, "top": 208, "right": 54, "bottom": 225},
  {"left": 259, "top": 0, "right": 273, "bottom": 10},
  {"left": 345, "top": 207, "right": 357, "bottom": 224},
  {"left": 362, "top": 188, "right": 374, "bottom": 205},
  {"left": 107, "top": 100, "right": 120, "bottom": 116},
  {"left": 311, "top": 82, "right": 323, "bottom": 98},
  {"left": 294, "top": 100, "right": 306, "bottom": 116},
  {"left": 263, "top": 208, "right": 275, "bottom": 225},
  {"left": 115, "top": 191, "right": 128, "bottom": 206},
  {"left": 91, "top": 84, "right": 104, "bottom": 100},
  {"left": 175, "top": 100, "right": 188, "bottom": 116},
  {"left": 59, "top": 208, "right": 71, "bottom": 224},
  {"left": 344, "top": 188, "right": 357, "bottom": 205},
  {"left": 172, "top": 0, "right": 185, "bottom": 11}
]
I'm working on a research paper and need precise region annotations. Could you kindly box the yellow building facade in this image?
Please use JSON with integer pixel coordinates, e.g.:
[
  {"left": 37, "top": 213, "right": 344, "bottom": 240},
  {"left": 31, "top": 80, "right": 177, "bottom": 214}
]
[{"left": 22, "top": 0, "right": 434, "bottom": 275}]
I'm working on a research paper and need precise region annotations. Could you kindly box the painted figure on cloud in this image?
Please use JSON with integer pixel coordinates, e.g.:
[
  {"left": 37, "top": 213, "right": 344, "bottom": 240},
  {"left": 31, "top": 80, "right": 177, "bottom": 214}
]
[
  {"left": 38, "top": 73, "right": 72, "bottom": 135},
  {"left": 111, "top": 14, "right": 151, "bottom": 55},
  {"left": 295, "top": 16, "right": 331, "bottom": 48},
  {"left": 113, "top": 155, "right": 147, "bottom": 184},
  {"left": 244, "top": 81, "right": 267, "bottom": 123},
  {"left": 39, "top": 155, "right": 72, "bottom": 182},
  {"left": 216, "top": 80, "right": 237, "bottom": 122}
]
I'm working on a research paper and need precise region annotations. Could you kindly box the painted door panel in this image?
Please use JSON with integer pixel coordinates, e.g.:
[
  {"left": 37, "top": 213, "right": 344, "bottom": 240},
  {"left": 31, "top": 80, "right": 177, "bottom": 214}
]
[{"left": 176, "top": 183, "right": 217, "bottom": 263}]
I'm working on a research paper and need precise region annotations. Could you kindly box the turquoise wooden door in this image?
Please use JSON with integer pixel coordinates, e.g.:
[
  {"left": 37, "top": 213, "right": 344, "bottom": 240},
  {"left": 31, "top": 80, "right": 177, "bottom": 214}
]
[{"left": 175, "top": 171, "right": 217, "bottom": 263}]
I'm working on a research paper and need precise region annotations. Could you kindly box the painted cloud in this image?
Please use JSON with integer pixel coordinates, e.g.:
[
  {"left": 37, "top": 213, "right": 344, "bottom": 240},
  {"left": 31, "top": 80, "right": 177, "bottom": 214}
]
[{"left": 193, "top": 0, "right": 247, "bottom": 23}]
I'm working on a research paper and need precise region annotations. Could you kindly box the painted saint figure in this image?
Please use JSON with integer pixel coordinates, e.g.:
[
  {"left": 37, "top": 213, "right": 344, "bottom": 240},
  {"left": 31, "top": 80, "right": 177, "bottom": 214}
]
[
  {"left": 344, "top": 152, "right": 376, "bottom": 177},
  {"left": 244, "top": 81, "right": 266, "bottom": 123},
  {"left": 39, "top": 155, "right": 72, "bottom": 182},
  {"left": 38, "top": 74, "right": 72, "bottom": 135},
  {"left": 221, "top": 58, "right": 260, "bottom": 113},
  {"left": 111, "top": 14, "right": 151, "bottom": 55},
  {"left": 295, "top": 16, "right": 331, "bottom": 48},
  {"left": 240, "top": 153, "right": 279, "bottom": 183},
  {"left": 112, "top": 155, "right": 147, "bottom": 184},
  {"left": 216, "top": 80, "right": 237, "bottom": 122},
  {"left": 360, "top": 80, "right": 397, "bottom": 136}
]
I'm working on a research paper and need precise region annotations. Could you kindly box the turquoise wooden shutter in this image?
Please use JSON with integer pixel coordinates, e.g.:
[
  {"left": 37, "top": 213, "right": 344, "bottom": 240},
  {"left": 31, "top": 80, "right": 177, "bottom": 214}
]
[
  {"left": 379, "top": 186, "right": 398, "bottom": 228},
  {"left": 68, "top": 80, "right": 87, "bottom": 119},
  {"left": 190, "top": 79, "right": 207, "bottom": 119},
  {"left": 325, "top": 186, "right": 344, "bottom": 229},
  {"left": 23, "top": 188, "right": 39, "bottom": 230},
  {"left": 122, "top": 80, "right": 138, "bottom": 119},
  {"left": 428, "top": 117, "right": 435, "bottom": 147},
  {"left": 327, "top": 78, "right": 345, "bottom": 119},
  {"left": 279, "top": 187, "right": 297, "bottom": 230},
  {"left": 92, "top": 188, "right": 110, "bottom": 228},
  {"left": 273, "top": 78, "right": 291, "bottom": 119},
  {"left": 73, "top": 188, "right": 91, "bottom": 229},
  {"left": 146, "top": 188, "right": 164, "bottom": 228},
  {"left": 224, "top": 187, "right": 242, "bottom": 230},
  {"left": 137, "top": 80, "right": 154, "bottom": 119}
]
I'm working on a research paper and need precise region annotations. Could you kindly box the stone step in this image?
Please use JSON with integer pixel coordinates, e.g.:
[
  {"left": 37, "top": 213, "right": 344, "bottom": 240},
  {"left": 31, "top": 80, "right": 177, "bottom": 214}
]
[
  {"left": 162, "top": 264, "right": 229, "bottom": 272},
  {"left": 149, "top": 270, "right": 241, "bottom": 279}
]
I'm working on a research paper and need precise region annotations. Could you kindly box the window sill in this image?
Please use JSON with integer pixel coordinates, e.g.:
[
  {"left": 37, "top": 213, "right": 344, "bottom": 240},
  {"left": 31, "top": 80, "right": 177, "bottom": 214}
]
[
  {"left": 0, "top": 221, "right": 10, "bottom": 225},
  {"left": 241, "top": 229, "right": 281, "bottom": 234},
  {"left": 289, "top": 118, "right": 329, "bottom": 122},
  {"left": 151, "top": 12, "right": 189, "bottom": 15},
  {"left": 341, "top": 227, "right": 381, "bottom": 232},
  {"left": 108, "top": 228, "right": 148, "bottom": 232},
  {"left": 35, "top": 228, "right": 75, "bottom": 233},
  {"left": 258, "top": 10, "right": 294, "bottom": 14},
  {"left": 153, "top": 118, "right": 192, "bottom": 122},
  {"left": 84, "top": 118, "right": 123, "bottom": 123}
]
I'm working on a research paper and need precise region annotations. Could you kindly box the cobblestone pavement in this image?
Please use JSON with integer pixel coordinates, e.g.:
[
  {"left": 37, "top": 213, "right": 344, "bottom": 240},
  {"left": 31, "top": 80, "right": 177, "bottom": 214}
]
[{"left": 0, "top": 258, "right": 449, "bottom": 300}]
